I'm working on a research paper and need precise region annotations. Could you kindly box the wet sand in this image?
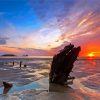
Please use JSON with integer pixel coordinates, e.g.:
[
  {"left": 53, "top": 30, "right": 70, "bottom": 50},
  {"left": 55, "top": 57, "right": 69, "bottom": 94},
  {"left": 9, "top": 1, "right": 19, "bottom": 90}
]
[{"left": 0, "top": 57, "right": 100, "bottom": 100}]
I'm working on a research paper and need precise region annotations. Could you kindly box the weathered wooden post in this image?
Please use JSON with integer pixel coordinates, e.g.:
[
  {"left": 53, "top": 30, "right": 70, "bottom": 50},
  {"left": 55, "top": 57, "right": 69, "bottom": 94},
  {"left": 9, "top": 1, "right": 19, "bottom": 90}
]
[
  {"left": 19, "top": 61, "right": 22, "bottom": 68},
  {"left": 12, "top": 61, "right": 14, "bottom": 66},
  {"left": 49, "top": 44, "right": 81, "bottom": 85}
]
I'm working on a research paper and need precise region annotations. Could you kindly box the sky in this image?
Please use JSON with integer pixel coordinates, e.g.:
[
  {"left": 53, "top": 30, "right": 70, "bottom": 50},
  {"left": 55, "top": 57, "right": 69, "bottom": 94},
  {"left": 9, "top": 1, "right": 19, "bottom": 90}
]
[{"left": 0, "top": 0, "right": 100, "bottom": 57}]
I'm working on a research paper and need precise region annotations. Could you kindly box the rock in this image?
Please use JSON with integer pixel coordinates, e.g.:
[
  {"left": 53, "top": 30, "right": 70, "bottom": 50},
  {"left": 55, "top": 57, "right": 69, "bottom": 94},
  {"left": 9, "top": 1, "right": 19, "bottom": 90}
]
[
  {"left": 24, "top": 64, "right": 27, "bottom": 67},
  {"left": 3, "top": 82, "right": 13, "bottom": 94}
]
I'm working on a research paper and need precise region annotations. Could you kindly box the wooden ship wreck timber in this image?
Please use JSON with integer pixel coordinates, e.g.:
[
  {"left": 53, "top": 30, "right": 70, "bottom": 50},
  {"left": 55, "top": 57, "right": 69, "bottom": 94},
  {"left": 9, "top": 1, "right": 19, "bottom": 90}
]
[{"left": 49, "top": 44, "right": 81, "bottom": 85}]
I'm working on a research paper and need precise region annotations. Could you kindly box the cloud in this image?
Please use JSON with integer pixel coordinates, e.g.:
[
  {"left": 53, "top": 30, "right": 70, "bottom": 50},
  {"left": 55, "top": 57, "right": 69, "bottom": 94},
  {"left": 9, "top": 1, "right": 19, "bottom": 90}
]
[
  {"left": 0, "top": 46, "right": 49, "bottom": 56},
  {"left": 30, "top": 0, "right": 100, "bottom": 45},
  {"left": 0, "top": 0, "right": 99, "bottom": 57},
  {"left": 0, "top": 18, "right": 16, "bottom": 46},
  {"left": 36, "top": 0, "right": 100, "bottom": 56},
  {"left": 0, "top": 37, "right": 8, "bottom": 45},
  {"left": 49, "top": 31, "right": 100, "bottom": 56},
  {"left": 30, "top": 0, "right": 75, "bottom": 21}
]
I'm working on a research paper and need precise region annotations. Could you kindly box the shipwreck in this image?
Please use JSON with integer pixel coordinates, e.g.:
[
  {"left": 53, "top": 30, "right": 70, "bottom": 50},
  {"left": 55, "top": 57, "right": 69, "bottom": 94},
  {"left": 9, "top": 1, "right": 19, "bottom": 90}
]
[{"left": 49, "top": 44, "right": 81, "bottom": 85}]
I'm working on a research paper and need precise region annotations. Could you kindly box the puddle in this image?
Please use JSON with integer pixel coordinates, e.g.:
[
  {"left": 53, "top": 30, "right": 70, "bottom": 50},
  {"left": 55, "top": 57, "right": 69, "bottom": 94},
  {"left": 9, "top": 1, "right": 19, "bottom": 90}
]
[{"left": 0, "top": 78, "right": 49, "bottom": 94}]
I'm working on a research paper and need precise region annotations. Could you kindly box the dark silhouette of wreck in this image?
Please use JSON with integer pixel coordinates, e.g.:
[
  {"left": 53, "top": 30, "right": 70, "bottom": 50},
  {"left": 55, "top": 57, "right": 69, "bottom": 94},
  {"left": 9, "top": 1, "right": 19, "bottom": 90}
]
[
  {"left": 3, "top": 82, "right": 13, "bottom": 94},
  {"left": 49, "top": 44, "right": 81, "bottom": 85}
]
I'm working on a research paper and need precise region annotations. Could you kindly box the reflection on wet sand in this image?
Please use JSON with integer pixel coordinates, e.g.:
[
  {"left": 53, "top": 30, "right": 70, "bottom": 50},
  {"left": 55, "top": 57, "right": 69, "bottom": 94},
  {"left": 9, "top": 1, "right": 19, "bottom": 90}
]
[
  {"left": 0, "top": 57, "right": 100, "bottom": 100},
  {"left": 49, "top": 83, "right": 73, "bottom": 92}
]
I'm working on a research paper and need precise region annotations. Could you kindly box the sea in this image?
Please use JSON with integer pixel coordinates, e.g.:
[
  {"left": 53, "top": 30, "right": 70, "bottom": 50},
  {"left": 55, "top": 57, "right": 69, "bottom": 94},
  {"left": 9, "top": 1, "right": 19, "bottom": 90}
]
[{"left": 0, "top": 56, "right": 100, "bottom": 100}]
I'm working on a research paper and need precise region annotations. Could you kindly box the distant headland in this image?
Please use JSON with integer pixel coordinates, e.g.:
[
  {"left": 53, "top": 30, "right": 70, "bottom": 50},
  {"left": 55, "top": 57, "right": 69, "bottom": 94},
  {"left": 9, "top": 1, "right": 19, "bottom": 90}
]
[{"left": 1, "top": 54, "right": 17, "bottom": 56}]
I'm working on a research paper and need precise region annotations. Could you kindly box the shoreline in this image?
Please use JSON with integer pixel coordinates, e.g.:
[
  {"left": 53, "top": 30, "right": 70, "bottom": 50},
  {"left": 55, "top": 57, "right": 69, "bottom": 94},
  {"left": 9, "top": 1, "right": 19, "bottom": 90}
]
[{"left": 0, "top": 58, "right": 100, "bottom": 100}]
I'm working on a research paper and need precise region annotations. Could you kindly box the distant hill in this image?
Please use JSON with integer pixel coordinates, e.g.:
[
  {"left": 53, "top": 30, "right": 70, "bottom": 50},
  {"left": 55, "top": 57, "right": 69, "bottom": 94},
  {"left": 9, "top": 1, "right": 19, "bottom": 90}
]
[{"left": 1, "top": 54, "right": 16, "bottom": 56}]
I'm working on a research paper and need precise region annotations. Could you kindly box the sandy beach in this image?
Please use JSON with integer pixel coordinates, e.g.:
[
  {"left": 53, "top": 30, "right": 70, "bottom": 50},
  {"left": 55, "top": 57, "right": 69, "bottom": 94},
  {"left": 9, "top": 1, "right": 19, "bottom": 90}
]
[
  {"left": 0, "top": 0, "right": 100, "bottom": 99},
  {"left": 0, "top": 57, "right": 100, "bottom": 100}
]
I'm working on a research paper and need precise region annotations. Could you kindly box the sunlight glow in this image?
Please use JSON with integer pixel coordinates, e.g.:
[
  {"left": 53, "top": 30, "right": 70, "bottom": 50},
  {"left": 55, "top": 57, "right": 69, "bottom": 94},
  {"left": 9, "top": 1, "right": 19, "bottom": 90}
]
[{"left": 87, "top": 52, "right": 95, "bottom": 57}]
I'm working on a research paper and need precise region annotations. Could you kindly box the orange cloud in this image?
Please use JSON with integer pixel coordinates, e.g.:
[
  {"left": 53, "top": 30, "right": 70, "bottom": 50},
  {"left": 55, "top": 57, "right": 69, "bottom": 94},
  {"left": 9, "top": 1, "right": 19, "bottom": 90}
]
[
  {"left": 56, "top": 10, "right": 100, "bottom": 57},
  {"left": 0, "top": 46, "right": 22, "bottom": 54},
  {"left": 0, "top": 46, "right": 50, "bottom": 56}
]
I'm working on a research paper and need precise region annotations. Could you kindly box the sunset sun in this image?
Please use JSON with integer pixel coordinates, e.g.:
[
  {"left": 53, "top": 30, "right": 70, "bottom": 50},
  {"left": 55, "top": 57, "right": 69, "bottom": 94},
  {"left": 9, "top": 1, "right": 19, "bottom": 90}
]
[{"left": 87, "top": 52, "right": 95, "bottom": 57}]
